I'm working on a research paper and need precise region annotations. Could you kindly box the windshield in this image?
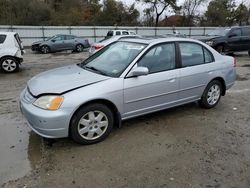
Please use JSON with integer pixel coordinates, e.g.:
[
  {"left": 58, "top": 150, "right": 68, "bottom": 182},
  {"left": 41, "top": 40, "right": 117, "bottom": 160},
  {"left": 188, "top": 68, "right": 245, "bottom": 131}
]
[
  {"left": 79, "top": 41, "right": 147, "bottom": 77},
  {"left": 208, "top": 28, "right": 230, "bottom": 36},
  {"left": 45, "top": 36, "right": 56, "bottom": 41}
]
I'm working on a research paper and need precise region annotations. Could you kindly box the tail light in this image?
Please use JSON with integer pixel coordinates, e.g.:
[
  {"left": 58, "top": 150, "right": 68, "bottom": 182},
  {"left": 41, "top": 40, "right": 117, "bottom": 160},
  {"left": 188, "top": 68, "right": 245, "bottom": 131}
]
[
  {"left": 234, "top": 58, "right": 236, "bottom": 67},
  {"left": 94, "top": 44, "right": 104, "bottom": 50}
]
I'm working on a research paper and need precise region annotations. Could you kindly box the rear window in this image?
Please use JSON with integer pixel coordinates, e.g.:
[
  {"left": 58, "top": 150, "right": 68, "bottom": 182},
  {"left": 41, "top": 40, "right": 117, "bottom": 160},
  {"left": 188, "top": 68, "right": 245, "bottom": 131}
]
[
  {"left": 14, "top": 34, "right": 23, "bottom": 49},
  {"left": 242, "top": 27, "right": 250, "bottom": 36},
  {"left": 0, "top": 35, "right": 6, "bottom": 44},
  {"left": 107, "top": 31, "right": 113, "bottom": 37}
]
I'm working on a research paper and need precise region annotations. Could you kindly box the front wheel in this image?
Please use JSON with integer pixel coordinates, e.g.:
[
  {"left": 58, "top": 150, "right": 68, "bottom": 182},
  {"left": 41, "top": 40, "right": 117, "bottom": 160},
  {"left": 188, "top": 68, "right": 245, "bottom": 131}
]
[
  {"left": 70, "top": 103, "right": 114, "bottom": 145},
  {"left": 75, "top": 44, "right": 84, "bottom": 52},
  {"left": 40, "top": 45, "right": 50, "bottom": 54},
  {"left": 199, "top": 80, "right": 222, "bottom": 109},
  {"left": 0, "top": 57, "right": 19, "bottom": 73}
]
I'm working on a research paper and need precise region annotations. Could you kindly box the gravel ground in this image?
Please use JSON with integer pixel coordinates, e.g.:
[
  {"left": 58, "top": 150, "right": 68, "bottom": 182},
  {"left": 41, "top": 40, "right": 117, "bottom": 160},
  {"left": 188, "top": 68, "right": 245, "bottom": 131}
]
[{"left": 0, "top": 50, "right": 250, "bottom": 188}]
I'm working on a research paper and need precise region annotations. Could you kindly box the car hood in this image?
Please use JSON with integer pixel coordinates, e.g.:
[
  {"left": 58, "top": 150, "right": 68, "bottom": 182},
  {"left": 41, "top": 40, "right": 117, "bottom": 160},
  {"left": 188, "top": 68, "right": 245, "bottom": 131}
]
[
  {"left": 27, "top": 64, "right": 110, "bottom": 97},
  {"left": 192, "top": 35, "right": 221, "bottom": 42},
  {"left": 32, "top": 40, "right": 44, "bottom": 45}
]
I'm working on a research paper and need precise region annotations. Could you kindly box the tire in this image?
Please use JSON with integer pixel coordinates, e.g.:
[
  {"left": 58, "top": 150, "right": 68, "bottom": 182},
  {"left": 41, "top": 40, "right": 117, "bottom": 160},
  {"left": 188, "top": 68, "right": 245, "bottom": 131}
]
[
  {"left": 199, "top": 80, "right": 222, "bottom": 109},
  {"left": 40, "top": 45, "right": 50, "bottom": 54},
  {"left": 216, "top": 45, "right": 224, "bottom": 54},
  {"left": 70, "top": 103, "right": 114, "bottom": 145},
  {"left": 248, "top": 51, "right": 250, "bottom": 56},
  {"left": 75, "top": 44, "right": 84, "bottom": 53},
  {"left": 0, "top": 57, "right": 19, "bottom": 73}
]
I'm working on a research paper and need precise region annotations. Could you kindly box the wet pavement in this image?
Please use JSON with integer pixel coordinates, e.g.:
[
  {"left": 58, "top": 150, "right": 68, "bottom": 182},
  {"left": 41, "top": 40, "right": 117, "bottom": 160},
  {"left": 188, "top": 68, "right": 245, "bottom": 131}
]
[{"left": 0, "top": 50, "right": 250, "bottom": 188}]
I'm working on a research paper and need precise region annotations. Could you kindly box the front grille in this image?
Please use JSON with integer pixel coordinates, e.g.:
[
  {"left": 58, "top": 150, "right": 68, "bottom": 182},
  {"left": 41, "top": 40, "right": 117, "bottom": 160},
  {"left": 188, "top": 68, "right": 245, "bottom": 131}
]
[{"left": 23, "top": 89, "right": 35, "bottom": 104}]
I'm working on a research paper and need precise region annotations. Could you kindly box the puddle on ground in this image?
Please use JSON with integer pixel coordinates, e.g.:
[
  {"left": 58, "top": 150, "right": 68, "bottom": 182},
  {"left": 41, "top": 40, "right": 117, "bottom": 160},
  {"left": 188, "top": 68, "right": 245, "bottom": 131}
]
[{"left": 0, "top": 113, "right": 42, "bottom": 185}]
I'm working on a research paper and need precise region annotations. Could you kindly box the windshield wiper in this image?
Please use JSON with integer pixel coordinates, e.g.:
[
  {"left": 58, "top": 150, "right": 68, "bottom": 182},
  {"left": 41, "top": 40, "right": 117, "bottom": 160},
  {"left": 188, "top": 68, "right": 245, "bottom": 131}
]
[{"left": 82, "top": 65, "right": 108, "bottom": 76}]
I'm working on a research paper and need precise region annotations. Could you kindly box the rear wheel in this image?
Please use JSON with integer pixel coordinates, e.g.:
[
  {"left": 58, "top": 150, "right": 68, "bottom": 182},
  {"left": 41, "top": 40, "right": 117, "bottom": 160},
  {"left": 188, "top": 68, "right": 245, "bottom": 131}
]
[
  {"left": 75, "top": 44, "right": 84, "bottom": 52},
  {"left": 40, "top": 45, "right": 50, "bottom": 54},
  {"left": 199, "top": 80, "right": 222, "bottom": 109},
  {"left": 0, "top": 57, "right": 19, "bottom": 73},
  {"left": 70, "top": 103, "right": 114, "bottom": 145}
]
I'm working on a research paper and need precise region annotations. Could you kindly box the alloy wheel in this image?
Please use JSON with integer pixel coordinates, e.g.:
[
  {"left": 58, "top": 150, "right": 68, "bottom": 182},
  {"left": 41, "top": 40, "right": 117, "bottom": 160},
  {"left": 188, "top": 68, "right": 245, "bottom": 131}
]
[
  {"left": 77, "top": 111, "right": 109, "bottom": 140},
  {"left": 207, "top": 84, "right": 221, "bottom": 105},
  {"left": 2, "top": 59, "right": 17, "bottom": 72}
]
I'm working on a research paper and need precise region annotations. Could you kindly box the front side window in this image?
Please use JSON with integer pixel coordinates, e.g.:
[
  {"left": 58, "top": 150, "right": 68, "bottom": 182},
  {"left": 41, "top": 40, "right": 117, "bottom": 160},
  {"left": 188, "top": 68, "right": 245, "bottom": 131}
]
[
  {"left": 80, "top": 41, "right": 146, "bottom": 77},
  {"left": 53, "top": 36, "right": 64, "bottom": 41},
  {"left": 138, "top": 43, "right": 176, "bottom": 73},
  {"left": 230, "top": 29, "right": 241, "bottom": 37},
  {"left": 179, "top": 42, "right": 204, "bottom": 67},
  {"left": 116, "top": 31, "right": 121, "bottom": 35},
  {"left": 0, "top": 35, "right": 7, "bottom": 44}
]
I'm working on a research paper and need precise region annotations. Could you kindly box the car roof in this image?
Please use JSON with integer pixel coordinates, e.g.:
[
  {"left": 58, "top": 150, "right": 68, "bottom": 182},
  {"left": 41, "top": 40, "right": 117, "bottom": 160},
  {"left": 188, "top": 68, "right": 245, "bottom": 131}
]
[
  {"left": 0, "top": 32, "right": 17, "bottom": 35},
  {"left": 119, "top": 37, "right": 201, "bottom": 45}
]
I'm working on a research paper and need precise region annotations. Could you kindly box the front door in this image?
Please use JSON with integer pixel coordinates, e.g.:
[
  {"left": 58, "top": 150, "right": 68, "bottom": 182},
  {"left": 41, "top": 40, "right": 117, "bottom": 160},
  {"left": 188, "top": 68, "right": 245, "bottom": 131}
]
[
  {"left": 51, "top": 35, "right": 65, "bottom": 51},
  {"left": 123, "top": 42, "right": 179, "bottom": 119}
]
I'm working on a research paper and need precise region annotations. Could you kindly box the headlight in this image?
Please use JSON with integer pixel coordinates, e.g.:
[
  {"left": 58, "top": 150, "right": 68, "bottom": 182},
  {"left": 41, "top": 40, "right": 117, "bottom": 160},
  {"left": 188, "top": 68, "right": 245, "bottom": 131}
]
[
  {"left": 206, "top": 40, "right": 214, "bottom": 46},
  {"left": 33, "top": 96, "right": 64, "bottom": 110}
]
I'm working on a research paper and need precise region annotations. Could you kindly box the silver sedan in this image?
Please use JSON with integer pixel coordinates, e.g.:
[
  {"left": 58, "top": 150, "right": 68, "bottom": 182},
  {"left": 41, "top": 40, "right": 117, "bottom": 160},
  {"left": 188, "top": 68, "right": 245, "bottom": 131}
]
[{"left": 20, "top": 38, "right": 236, "bottom": 144}]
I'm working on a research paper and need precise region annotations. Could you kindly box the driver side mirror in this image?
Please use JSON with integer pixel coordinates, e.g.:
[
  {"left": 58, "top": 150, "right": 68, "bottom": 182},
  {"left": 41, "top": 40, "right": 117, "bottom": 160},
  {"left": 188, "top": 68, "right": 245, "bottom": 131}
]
[
  {"left": 51, "top": 39, "right": 56, "bottom": 42},
  {"left": 127, "top": 66, "right": 149, "bottom": 77}
]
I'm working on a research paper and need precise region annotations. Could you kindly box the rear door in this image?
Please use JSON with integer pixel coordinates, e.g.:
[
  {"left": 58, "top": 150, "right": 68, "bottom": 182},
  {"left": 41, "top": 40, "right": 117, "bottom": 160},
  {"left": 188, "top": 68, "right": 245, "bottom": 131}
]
[
  {"left": 64, "top": 35, "right": 75, "bottom": 50},
  {"left": 241, "top": 27, "right": 250, "bottom": 51},
  {"left": 123, "top": 42, "right": 179, "bottom": 118},
  {"left": 178, "top": 42, "right": 215, "bottom": 102},
  {"left": 227, "top": 28, "right": 243, "bottom": 51}
]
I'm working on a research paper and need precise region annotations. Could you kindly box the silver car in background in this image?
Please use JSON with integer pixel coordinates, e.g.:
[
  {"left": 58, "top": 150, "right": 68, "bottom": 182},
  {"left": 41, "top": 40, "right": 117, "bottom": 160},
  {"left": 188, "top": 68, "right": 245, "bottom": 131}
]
[
  {"left": 20, "top": 38, "right": 236, "bottom": 145},
  {"left": 31, "top": 34, "right": 90, "bottom": 54},
  {"left": 89, "top": 35, "right": 141, "bottom": 55}
]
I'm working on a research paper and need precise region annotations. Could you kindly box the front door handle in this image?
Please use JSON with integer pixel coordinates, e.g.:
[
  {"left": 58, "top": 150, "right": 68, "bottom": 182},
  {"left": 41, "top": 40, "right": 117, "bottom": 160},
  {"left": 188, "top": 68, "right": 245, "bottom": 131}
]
[{"left": 167, "top": 78, "right": 176, "bottom": 82}]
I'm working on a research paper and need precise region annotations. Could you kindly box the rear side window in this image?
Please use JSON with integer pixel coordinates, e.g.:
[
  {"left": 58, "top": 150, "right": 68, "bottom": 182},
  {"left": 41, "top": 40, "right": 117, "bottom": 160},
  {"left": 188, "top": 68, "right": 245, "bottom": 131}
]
[
  {"left": 242, "top": 27, "right": 250, "bottom": 36},
  {"left": 179, "top": 42, "right": 213, "bottom": 67},
  {"left": 65, "top": 35, "right": 75, "bottom": 40},
  {"left": 204, "top": 48, "right": 213, "bottom": 63},
  {"left": 122, "top": 31, "right": 129, "bottom": 35},
  {"left": 0, "top": 35, "right": 7, "bottom": 44},
  {"left": 116, "top": 31, "right": 121, "bottom": 35}
]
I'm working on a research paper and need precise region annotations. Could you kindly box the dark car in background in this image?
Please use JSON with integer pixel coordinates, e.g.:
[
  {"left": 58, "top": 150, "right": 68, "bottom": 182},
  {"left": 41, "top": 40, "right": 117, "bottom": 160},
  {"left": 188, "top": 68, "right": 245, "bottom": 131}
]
[
  {"left": 31, "top": 34, "right": 90, "bottom": 54},
  {"left": 195, "top": 26, "right": 250, "bottom": 55}
]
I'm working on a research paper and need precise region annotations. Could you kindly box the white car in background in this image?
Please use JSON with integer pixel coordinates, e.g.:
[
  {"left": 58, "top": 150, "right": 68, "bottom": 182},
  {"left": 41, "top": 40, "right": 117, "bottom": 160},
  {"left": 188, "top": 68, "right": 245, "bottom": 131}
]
[
  {"left": 0, "top": 32, "right": 24, "bottom": 73},
  {"left": 89, "top": 35, "right": 141, "bottom": 55},
  {"left": 106, "top": 30, "right": 136, "bottom": 37}
]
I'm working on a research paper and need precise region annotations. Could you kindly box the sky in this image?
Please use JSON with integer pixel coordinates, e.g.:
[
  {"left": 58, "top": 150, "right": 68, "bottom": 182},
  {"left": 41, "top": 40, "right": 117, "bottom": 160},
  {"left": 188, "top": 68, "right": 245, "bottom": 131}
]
[{"left": 121, "top": 0, "right": 248, "bottom": 19}]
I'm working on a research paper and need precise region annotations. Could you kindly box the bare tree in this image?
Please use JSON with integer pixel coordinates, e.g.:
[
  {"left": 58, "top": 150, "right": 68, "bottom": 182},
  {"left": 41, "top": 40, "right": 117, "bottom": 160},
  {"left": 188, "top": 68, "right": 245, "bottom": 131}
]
[
  {"left": 182, "top": 0, "right": 207, "bottom": 26},
  {"left": 137, "top": 0, "right": 179, "bottom": 27}
]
